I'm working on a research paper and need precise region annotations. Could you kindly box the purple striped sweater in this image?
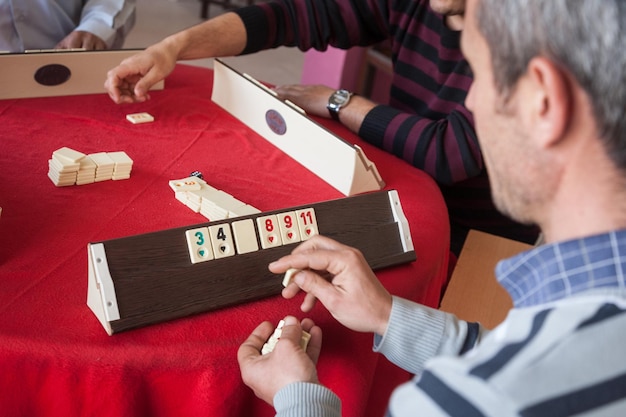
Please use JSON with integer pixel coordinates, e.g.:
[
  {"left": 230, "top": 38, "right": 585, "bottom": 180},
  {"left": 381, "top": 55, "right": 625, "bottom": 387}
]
[{"left": 235, "top": 0, "right": 538, "bottom": 247}]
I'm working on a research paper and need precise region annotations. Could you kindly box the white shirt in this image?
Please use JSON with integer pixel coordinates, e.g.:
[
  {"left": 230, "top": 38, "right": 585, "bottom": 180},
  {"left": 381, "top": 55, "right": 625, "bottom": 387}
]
[{"left": 0, "top": 0, "right": 135, "bottom": 52}]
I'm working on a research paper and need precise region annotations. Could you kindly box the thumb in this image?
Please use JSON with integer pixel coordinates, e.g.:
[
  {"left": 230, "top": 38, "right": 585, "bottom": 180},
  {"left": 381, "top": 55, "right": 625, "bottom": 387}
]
[
  {"left": 133, "top": 67, "right": 165, "bottom": 99},
  {"left": 133, "top": 78, "right": 153, "bottom": 101},
  {"left": 294, "top": 270, "right": 338, "bottom": 308}
]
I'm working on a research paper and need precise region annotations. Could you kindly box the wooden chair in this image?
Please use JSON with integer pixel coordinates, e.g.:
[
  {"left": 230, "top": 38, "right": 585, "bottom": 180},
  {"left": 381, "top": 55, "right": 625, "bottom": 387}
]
[
  {"left": 355, "top": 41, "right": 393, "bottom": 102},
  {"left": 200, "top": 0, "right": 253, "bottom": 19},
  {"left": 439, "top": 230, "right": 533, "bottom": 329}
]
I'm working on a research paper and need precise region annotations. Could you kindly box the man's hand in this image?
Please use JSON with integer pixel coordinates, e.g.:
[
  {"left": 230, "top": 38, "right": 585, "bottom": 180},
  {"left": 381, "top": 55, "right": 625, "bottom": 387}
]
[
  {"left": 273, "top": 84, "right": 335, "bottom": 117},
  {"left": 270, "top": 235, "right": 393, "bottom": 336},
  {"left": 104, "top": 42, "right": 178, "bottom": 104},
  {"left": 238, "top": 316, "right": 322, "bottom": 405},
  {"left": 273, "top": 84, "right": 377, "bottom": 133},
  {"left": 56, "top": 31, "right": 107, "bottom": 50}
]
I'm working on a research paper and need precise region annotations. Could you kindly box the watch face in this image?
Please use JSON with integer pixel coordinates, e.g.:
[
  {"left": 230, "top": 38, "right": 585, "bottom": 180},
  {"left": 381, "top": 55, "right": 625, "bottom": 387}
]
[{"left": 331, "top": 89, "right": 351, "bottom": 106}]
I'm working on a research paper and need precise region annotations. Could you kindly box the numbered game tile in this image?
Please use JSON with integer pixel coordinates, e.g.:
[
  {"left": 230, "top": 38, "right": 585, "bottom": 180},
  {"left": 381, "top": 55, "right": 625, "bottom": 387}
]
[
  {"left": 256, "top": 215, "right": 283, "bottom": 249},
  {"left": 185, "top": 227, "right": 214, "bottom": 264},
  {"left": 295, "top": 208, "right": 319, "bottom": 240},
  {"left": 169, "top": 177, "right": 203, "bottom": 192},
  {"left": 277, "top": 211, "right": 301, "bottom": 245},
  {"left": 208, "top": 224, "right": 236, "bottom": 259}
]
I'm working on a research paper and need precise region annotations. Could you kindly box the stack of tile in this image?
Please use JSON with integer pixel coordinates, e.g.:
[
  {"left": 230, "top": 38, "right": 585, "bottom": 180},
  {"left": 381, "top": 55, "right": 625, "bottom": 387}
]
[
  {"left": 89, "top": 152, "right": 115, "bottom": 182},
  {"left": 47, "top": 147, "right": 133, "bottom": 187},
  {"left": 109, "top": 151, "right": 134, "bottom": 180},
  {"left": 170, "top": 177, "right": 209, "bottom": 213},
  {"left": 48, "top": 147, "right": 84, "bottom": 187},
  {"left": 202, "top": 190, "right": 261, "bottom": 219},
  {"left": 76, "top": 157, "right": 97, "bottom": 185},
  {"left": 169, "top": 176, "right": 260, "bottom": 221}
]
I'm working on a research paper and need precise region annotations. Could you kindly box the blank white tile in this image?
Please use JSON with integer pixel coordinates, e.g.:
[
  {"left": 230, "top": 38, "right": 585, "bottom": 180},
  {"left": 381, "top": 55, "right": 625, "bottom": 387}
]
[{"left": 232, "top": 219, "right": 259, "bottom": 254}]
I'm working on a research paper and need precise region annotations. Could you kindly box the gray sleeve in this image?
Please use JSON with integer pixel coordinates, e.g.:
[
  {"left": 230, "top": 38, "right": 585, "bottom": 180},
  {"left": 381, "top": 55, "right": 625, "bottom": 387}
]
[
  {"left": 274, "top": 382, "right": 341, "bottom": 417},
  {"left": 373, "top": 296, "right": 488, "bottom": 375}
]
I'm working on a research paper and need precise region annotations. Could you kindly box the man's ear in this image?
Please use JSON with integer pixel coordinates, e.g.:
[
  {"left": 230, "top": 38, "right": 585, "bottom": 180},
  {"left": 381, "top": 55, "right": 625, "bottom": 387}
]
[{"left": 524, "top": 56, "right": 572, "bottom": 149}]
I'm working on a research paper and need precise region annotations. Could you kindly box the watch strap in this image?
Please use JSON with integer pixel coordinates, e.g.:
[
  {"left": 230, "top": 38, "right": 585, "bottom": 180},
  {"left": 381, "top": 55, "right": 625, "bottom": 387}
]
[{"left": 328, "top": 106, "right": 340, "bottom": 121}]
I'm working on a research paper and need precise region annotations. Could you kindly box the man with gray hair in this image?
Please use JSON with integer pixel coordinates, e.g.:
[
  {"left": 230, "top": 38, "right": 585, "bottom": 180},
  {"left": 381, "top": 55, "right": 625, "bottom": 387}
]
[{"left": 237, "top": 0, "right": 626, "bottom": 415}]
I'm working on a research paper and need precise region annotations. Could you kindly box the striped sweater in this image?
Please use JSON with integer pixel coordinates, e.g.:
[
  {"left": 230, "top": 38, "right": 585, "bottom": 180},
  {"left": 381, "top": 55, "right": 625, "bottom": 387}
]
[
  {"left": 234, "top": 0, "right": 538, "bottom": 245},
  {"left": 273, "top": 230, "right": 626, "bottom": 416}
]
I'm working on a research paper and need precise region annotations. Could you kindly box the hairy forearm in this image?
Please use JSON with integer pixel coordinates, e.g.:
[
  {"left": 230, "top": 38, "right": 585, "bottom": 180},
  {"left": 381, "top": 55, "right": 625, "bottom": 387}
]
[
  {"left": 337, "top": 96, "right": 377, "bottom": 133},
  {"left": 162, "top": 12, "right": 248, "bottom": 61}
]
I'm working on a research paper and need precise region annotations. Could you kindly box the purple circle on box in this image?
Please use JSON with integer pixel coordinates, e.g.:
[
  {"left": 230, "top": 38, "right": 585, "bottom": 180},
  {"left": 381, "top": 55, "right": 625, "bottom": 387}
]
[{"left": 265, "top": 109, "right": 287, "bottom": 135}]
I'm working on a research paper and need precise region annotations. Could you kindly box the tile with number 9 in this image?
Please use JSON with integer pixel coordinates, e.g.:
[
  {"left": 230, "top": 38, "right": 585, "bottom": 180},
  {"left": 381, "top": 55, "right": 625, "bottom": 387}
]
[{"left": 277, "top": 211, "right": 301, "bottom": 245}]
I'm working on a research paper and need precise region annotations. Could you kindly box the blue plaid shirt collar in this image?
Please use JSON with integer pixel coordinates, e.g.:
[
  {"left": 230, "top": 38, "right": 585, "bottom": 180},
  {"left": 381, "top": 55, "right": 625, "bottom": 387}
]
[{"left": 496, "top": 229, "right": 626, "bottom": 308}]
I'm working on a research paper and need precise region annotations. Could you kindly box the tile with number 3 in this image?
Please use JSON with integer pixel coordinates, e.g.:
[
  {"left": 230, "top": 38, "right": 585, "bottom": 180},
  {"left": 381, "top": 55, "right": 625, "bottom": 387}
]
[{"left": 185, "top": 227, "right": 214, "bottom": 264}]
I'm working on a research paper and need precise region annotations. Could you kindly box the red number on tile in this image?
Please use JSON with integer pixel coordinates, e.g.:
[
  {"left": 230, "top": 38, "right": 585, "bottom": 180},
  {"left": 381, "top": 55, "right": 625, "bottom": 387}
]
[
  {"left": 283, "top": 215, "right": 293, "bottom": 229},
  {"left": 300, "top": 211, "right": 313, "bottom": 225}
]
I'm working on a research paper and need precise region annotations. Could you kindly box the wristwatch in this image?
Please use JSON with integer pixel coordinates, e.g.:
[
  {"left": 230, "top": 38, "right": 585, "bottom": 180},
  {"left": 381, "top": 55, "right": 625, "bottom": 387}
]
[{"left": 327, "top": 89, "right": 353, "bottom": 121}]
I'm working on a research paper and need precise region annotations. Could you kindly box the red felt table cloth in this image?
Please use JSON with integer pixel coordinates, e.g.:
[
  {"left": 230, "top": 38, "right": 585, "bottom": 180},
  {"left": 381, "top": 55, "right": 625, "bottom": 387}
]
[{"left": 0, "top": 63, "right": 449, "bottom": 417}]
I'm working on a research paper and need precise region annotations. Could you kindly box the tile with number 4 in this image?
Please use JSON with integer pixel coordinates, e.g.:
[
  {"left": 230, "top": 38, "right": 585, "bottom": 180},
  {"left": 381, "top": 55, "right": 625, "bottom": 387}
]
[{"left": 208, "top": 224, "right": 235, "bottom": 258}]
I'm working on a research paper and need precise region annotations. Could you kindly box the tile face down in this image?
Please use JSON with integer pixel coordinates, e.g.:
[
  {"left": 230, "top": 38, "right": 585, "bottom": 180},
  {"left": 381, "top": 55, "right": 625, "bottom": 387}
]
[{"left": 87, "top": 190, "right": 416, "bottom": 335}]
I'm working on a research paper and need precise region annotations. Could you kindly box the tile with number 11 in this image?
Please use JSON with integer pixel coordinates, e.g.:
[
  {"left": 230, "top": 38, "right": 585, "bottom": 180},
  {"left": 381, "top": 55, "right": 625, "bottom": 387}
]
[{"left": 296, "top": 208, "right": 318, "bottom": 240}]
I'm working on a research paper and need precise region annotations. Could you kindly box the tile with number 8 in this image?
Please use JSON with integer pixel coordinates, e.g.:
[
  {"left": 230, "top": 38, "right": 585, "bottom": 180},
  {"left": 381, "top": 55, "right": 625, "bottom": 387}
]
[{"left": 256, "top": 214, "right": 283, "bottom": 249}]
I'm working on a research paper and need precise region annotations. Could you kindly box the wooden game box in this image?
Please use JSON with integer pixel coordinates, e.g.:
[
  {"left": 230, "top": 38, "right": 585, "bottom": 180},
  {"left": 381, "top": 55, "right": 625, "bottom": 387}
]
[
  {"left": 87, "top": 190, "right": 416, "bottom": 334},
  {"left": 212, "top": 59, "right": 384, "bottom": 197},
  {"left": 0, "top": 49, "right": 164, "bottom": 99}
]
